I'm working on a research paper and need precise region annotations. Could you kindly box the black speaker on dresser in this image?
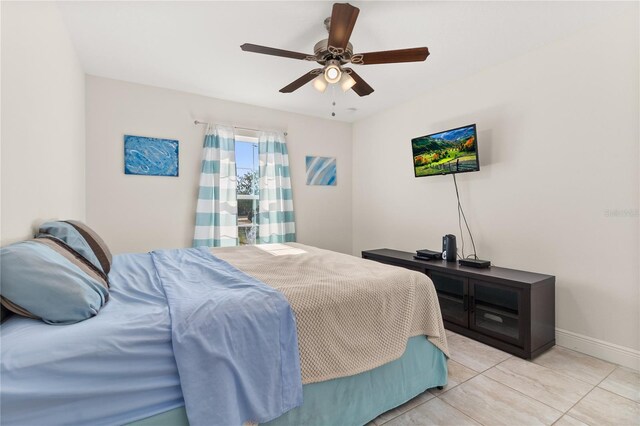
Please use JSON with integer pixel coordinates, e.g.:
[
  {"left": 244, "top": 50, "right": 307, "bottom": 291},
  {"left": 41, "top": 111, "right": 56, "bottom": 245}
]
[{"left": 442, "top": 234, "right": 457, "bottom": 262}]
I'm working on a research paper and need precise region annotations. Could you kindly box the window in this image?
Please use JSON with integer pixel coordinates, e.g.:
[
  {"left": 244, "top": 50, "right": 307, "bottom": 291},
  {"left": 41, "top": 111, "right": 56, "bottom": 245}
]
[{"left": 235, "top": 137, "right": 259, "bottom": 245}]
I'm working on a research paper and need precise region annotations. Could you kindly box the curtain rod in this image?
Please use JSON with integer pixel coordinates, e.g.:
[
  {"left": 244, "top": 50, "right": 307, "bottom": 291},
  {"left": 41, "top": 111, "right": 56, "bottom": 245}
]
[{"left": 194, "top": 120, "right": 288, "bottom": 136}]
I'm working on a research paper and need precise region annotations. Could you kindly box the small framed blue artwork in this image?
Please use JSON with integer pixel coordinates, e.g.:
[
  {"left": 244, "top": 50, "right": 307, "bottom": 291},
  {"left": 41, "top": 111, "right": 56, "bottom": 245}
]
[
  {"left": 124, "top": 135, "right": 179, "bottom": 177},
  {"left": 305, "top": 156, "right": 337, "bottom": 186}
]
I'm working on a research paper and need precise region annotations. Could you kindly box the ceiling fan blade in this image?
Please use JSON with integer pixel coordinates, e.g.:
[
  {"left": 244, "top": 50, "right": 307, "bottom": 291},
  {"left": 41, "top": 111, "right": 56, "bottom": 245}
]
[
  {"left": 327, "top": 3, "right": 360, "bottom": 52},
  {"left": 345, "top": 68, "right": 374, "bottom": 96},
  {"left": 354, "top": 47, "right": 430, "bottom": 65},
  {"left": 241, "top": 43, "right": 311, "bottom": 60},
  {"left": 279, "top": 69, "right": 322, "bottom": 93}
]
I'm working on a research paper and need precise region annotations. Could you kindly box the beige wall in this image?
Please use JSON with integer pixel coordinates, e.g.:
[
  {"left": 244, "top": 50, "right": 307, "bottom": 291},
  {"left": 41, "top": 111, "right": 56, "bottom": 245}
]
[
  {"left": 1, "top": 2, "right": 86, "bottom": 244},
  {"left": 85, "top": 76, "right": 352, "bottom": 254},
  {"left": 352, "top": 12, "right": 639, "bottom": 361}
]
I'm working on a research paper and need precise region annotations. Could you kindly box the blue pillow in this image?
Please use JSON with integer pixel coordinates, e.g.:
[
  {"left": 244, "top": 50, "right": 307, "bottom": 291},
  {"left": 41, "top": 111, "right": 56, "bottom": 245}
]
[
  {"left": 38, "top": 221, "right": 111, "bottom": 275},
  {"left": 38, "top": 221, "right": 101, "bottom": 270},
  {"left": 0, "top": 239, "right": 109, "bottom": 325}
]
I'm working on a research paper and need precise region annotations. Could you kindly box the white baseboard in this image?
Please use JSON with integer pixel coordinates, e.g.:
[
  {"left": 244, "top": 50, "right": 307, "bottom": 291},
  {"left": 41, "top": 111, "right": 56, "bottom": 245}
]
[{"left": 555, "top": 328, "right": 640, "bottom": 371}]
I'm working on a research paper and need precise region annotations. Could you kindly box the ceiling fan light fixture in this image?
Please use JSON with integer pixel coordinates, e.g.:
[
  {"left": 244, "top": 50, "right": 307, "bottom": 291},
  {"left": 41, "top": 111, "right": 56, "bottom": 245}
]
[
  {"left": 242, "top": 3, "right": 427, "bottom": 97},
  {"left": 312, "top": 75, "right": 328, "bottom": 93},
  {"left": 340, "top": 73, "right": 356, "bottom": 92},
  {"left": 324, "top": 62, "right": 342, "bottom": 84}
]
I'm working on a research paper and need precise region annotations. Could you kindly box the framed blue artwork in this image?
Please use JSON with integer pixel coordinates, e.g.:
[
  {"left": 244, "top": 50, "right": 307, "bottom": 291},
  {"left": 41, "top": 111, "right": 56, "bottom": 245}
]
[
  {"left": 305, "top": 156, "right": 336, "bottom": 186},
  {"left": 124, "top": 135, "right": 179, "bottom": 177}
]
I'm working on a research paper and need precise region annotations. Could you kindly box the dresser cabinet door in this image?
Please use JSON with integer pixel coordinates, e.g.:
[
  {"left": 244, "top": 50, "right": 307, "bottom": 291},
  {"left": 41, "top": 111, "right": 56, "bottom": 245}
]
[
  {"left": 430, "top": 272, "right": 469, "bottom": 327},
  {"left": 469, "top": 280, "right": 525, "bottom": 347}
]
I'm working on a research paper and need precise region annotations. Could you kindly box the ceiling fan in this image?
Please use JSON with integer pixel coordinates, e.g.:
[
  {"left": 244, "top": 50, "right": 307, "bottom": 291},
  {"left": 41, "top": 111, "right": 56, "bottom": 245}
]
[{"left": 240, "top": 2, "right": 430, "bottom": 97}]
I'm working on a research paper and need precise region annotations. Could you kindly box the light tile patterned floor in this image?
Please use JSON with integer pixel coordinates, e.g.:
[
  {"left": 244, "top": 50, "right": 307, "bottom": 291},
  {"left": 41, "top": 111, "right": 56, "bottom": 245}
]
[{"left": 370, "top": 331, "right": 640, "bottom": 426}]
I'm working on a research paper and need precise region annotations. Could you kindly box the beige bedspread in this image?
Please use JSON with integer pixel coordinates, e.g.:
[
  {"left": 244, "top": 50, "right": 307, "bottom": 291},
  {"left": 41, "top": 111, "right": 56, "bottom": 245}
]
[{"left": 211, "top": 243, "right": 449, "bottom": 384}]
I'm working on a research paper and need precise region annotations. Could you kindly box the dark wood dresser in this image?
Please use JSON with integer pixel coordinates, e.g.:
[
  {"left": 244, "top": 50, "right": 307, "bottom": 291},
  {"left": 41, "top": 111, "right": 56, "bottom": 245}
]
[{"left": 362, "top": 249, "right": 555, "bottom": 359}]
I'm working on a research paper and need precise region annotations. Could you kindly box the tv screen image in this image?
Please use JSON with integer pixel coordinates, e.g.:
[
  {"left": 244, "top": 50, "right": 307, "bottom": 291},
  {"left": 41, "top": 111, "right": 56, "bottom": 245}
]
[{"left": 411, "top": 124, "right": 479, "bottom": 177}]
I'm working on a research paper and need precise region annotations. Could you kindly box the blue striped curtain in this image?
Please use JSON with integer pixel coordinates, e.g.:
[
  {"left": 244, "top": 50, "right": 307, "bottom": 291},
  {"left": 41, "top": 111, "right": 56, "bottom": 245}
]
[
  {"left": 193, "top": 125, "right": 238, "bottom": 247},
  {"left": 258, "top": 132, "right": 296, "bottom": 243}
]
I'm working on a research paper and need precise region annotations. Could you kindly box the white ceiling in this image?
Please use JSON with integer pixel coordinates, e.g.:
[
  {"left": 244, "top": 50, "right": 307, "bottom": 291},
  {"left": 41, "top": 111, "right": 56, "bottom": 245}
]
[{"left": 58, "top": 1, "right": 632, "bottom": 122}]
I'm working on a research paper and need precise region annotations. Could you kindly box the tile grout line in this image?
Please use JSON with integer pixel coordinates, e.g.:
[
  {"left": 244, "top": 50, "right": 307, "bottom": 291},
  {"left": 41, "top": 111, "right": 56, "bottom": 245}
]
[
  {"left": 431, "top": 359, "right": 488, "bottom": 396},
  {"left": 438, "top": 358, "right": 562, "bottom": 425},
  {"left": 377, "top": 334, "right": 633, "bottom": 425},
  {"left": 436, "top": 373, "right": 556, "bottom": 426},
  {"left": 595, "top": 367, "right": 640, "bottom": 405},
  {"left": 529, "top": 361, "right": 602, "bottom": 389},
  {"left": 530, "top": 349, "right": 610, "bottom": 388},
  {"left": 550, "top": 413, "right": 581, "bottom": 426},
  {"left": 470, "top": 348, "right": 637, "bottom": 424},
  {"left": 488, "top": 352, "right": 639, "bottom": 418},
  {"left": 375, "top": 391, "right": 435, "bottom": 425},
  {"left": 532, "top": 346, "right": 620, "bottom": 387},
  {"left": 447, "top": 333, "right": 513, "bottom": 374},
  {"left": 593, "top": 381, "right": 640, "bottom": 405},
  {"left": 559, "top": 363, "right": 620, "bottom": 420},
  {"left": 375, "top": 336, "right": 504, "bottom": 426},
  {"left": 526, "top": 346, "right": 637, "bottom": 409},
  {"left": 478, "top": 373, "right": 565, "bottom": 420},
  {"left": 484, "top": 355, "right": 613, "bottom": 414},
  {"left": 448, "top": 337, "right": 635, "bottom": 424},
  {"left": 436, "top": 394, "right": 489, "bottom": 426},
  {"left": 450, "top": 354, "right": 513, "bottom": 375},
  {"left": 378, "top": 352, "right": 509, "bottom": 426},
  {"left": 490, "top": 356, "right": 513, "bottom": 369}
]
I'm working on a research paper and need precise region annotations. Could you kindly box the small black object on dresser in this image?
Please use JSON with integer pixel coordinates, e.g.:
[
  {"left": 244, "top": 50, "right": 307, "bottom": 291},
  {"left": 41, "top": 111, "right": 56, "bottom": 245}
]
[
  {"left": 416, "top": 248, "right": 442, "bottom": 260},
  {"left": 458, "top": 258, "right": 491, "bottom": 268},
  {"left": 362, "top": 249, "right": 556, "bottom": 359}
]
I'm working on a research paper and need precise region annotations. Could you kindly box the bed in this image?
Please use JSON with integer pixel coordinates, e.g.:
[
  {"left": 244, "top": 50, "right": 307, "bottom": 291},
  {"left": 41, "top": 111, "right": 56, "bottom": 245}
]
[{"left": 0, "top": 243, "right": 448, "bottom": 426}]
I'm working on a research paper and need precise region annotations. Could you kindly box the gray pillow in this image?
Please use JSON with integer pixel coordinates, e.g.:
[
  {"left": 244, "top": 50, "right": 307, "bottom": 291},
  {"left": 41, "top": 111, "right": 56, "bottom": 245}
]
[{"left": 0, "top": 238, "right": 110, "bottom": 325}]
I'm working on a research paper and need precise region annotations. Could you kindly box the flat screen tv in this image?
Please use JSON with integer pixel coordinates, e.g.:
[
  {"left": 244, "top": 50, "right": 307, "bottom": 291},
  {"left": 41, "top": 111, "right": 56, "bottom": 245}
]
[{"left": 411, "top": 124, "right": 479, "bottom": 177}]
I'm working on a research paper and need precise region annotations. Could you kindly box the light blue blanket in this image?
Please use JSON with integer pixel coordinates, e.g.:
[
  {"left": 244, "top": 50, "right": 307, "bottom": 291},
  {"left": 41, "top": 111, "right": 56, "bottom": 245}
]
[{"left": 151, "top": 247, "right": 302, "bottom": 426}]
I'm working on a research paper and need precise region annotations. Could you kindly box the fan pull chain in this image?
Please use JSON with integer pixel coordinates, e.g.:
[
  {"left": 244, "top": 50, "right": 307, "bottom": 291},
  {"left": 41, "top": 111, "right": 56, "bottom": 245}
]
[{"left": 330, "top": 85, "right": 337, "bottom": 117}]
